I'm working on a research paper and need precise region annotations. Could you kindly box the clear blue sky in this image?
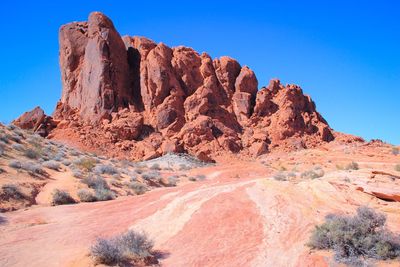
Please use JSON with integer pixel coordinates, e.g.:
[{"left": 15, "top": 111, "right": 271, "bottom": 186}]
[{"left": 1, "top": 1, "right": 399, "bottom": 144}]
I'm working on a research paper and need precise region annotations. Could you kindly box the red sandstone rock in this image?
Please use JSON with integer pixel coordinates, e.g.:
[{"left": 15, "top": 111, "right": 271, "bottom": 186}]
[
  {"left": 16, "top": 12, "right": 341, "bottom": 161},
  {"left": 12, "top": 106, "right": 45, "bottom": 130},
  {"left": 12, "top": 107, "right": 57, "bottom": 137}
]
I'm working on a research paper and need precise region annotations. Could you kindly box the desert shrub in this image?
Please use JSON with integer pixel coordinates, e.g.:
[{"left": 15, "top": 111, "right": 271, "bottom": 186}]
[
  {"left": 9, "top": 160, "right": 22, "bottom": 169},
  {"left": 1, "top": 184, "right": 24, "bottom": 200},
  {"left": 8, "top": 133, "right": 22, "bottom": 143},
  {"left": 0, "top": 147, "right": 4, "bottom": 157},
  {"left": 0, "top": 134, "right": 10, "bottom": 144},
  {"left": 149, "top": 163, "right": 161, "bottom": 170},
  {"left": 26, "top": 134, "right": 42, "bottom": 145},
  {"left": 167, "top": 176, "right": 178, "bottom": 186},
  {"left": 9, "top": 160, "right": 45, "bottom": 175},
  {"left": 188, "top": 176, "right": 197, "bottom": 181},
  {"left": 345, "top": 161, "right": 359, "bottom": 170},
  {"left": 22, "top": 162, "right": 45, "bottom": 175},
  {"left": 82, "top": 175, "right": 110, "bottom": 190},
  {"left": 91, "top": 230, "right": 154, "bottom": 265},
  {"left": 94, "top": 164, "right": 119, "bottom": 175},
  {"left": 395, "top": 164, "right": 400, "bottom": 172},
  {"left": 129, "top": 182, "right": 148, "bottom": 195},
  {"left": 0, "top": 214, "right": 7, "bottom": 225},
  {"left": 179, "top": 163, "right": 191, "bottom": 171},
  {"left": 142, "top": 171, "right": 160, "bottom": 181},
  {"left": 53, "top": 152, "right": 66, "bottom": 162},
  {"left": 73, "top": 156, "right": 96, "bottom": 171},
  {"left": 23, "top": 147, "right": 43, "bottom": 159},
  {"left": 11, "top": 143, "right": 24, "bottom": 151},
  {"left": 392, "top": 147, "right": 400, "bottom": 156},
  {"left": 301, "top": 169, "right": 325, "bottom": 179},
  {"left": 51, "top": 189, "right": 75, "bottom": 205},
  {"left": 91, "top": 237, "right": 122, "bottom": 265},
  {"left": 0, "top": 140, "right": 7, "bottom": 149},
  {"left": 77, "top": 189, "right": 96, "bottom": 202},
  {"left": 273, "top": 173, "right": 288, "bottom": 181},
  {"left": 308, "top": 206, "right": 400, "bottom": 264},
  {"left": 42, "top": 160, "right": 61, "bottom": 171},
  {"left": 69, "top": 149, "right": 81, "bottom": 157},
  {"left": 72, "top": 169, "right": 84, "bottom": 178},
  {"left": 62, "top": 159, "right": 71, "bottom": 166},
  {"left": 94, "top": 187, "right": 115, "bottom": 201}
]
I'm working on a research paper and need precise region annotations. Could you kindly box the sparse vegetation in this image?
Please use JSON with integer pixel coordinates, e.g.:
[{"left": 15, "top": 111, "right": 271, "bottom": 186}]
[
  {"left": 129, "top": 182, "right": 148, "bottom": 195},
  {"left": 149, "top": 163, "right": 161, "bottom": 170},
  {"left": 42, "top": 160, "right": 61, "bottom": 171},
  {"left": 273, "top": 172, "right": 288, "bottom": 181},
  {"left": 142, "top": 171, "right": 160, "bottom": 181},
  {"left": 1, "top": 184, "right": 25, "bottom": 200},
  {"left": 82, "top": 175, "right": 110, "bottom": 190},
  {"left": 308, "top": 206, "right": 400, "bottom": 265},
  {"left": 301, "top": 168, "right": 325, "bottom": 179},
  {"left": 51, "top": 189, "right": 75, "bottom": 205},
  {"left": 392, "top": 147, "right": 399, "bottom": 156},
  {"left": 23, "top": 148, "right": 42, "bottom": 159},
  {"left": 11, "top": 143, "right": 24, "bottom": 151},
  {"left": 94, "top": 187, "right": 115, "bottom": 201},
  {"left": 77, "top": 189, "right": 96, "bottom": 202},
  {"left": 94, "top": 164, "right": 119, "bottom": 175},
  {"left": 345, "top": 161, "right": 359, "bottom": 170},
  {"left": 73, "top": 156, "right": 97, "bottom": 171},
  {"left": 167, "top": 176, "right": 178, "bottom": 186},
  {"left": 91, "top": 230, "right": 155, "bottom": 265}
]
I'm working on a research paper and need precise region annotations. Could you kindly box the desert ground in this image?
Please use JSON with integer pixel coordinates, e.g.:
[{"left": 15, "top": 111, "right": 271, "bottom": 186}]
[{"left": 1, "top": 124, "right": 399, "bottom": 267}]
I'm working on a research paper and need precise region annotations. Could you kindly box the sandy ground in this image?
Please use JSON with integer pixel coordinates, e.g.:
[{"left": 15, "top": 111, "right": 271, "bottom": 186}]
[{"left": 1, "top": 141, "right": 400, "bottom": 267}]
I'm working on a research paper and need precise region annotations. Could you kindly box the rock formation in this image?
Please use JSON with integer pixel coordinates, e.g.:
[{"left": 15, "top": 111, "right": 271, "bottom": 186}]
[{"left": 15, "top": 12, "right": 335, "bottom": 161}]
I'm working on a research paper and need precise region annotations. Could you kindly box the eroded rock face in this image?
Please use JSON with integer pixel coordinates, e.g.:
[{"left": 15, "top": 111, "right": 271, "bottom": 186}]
[{"left": 36, "top": 12, "right": 336, "bottom": 160}]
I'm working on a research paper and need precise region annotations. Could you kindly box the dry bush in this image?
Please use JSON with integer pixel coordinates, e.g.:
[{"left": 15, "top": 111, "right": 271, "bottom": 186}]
[
  {"left": 91, "top": 230, "right": 155, "bottom": 265},
  {"left": 308, "top": 206, "right": 400, "bottom": 265}
]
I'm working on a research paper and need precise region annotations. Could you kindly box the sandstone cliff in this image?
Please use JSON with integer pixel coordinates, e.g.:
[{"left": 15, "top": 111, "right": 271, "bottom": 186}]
[{"left": 16, "top": 12, "right": 335, "bottom": 161}]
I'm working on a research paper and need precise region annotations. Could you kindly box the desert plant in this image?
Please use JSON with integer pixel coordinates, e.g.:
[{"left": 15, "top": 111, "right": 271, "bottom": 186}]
[
  {"left": 51, "top": 189, "right": 75, "bottom": 205},
  {"left": 94, "top": 187, "right": 115, "bottom": 201},
  {"left": 142, "top": 171, "right": 160, "bottom": 181},
  {"left": 62, "top": 159, "right": 71, "bottom": 166},
  {"left": 91, "top": 230, "right": 154, "bottom": 265},
  {"left": 72, "top": 169, "right": 84, "bottom": 178},
  {"left": 345, "top": 161, "right": 359, "bottom": 170},
  {"left": 42, "top": 160, "right": 61, "bottom": 171},
  {"left": 392, "top": 147, "right": 400, "bottom": 156},
  {"left": 149, "top": 163, "right": 161, "bottom": 170},
  {"left": 91, "top": 237, "right": 122, "bottom": 265},
  {"left": 11, "top": 143, "right": 24, "bottom": 151},
  {"left": 73, "top": 156, "right": 97, "bottom": 171},
  {"left": 94, "top": 164, "right": 119, "bottom": 175},
  {"left": 77, "top": 189, "right": 97, "bottom": 202},
  {"left": 273, "top": 173, "right": 288, "bottom": 181},
  {"left": 308, "top": 206, "right": 400, "bottom": 264},
  {"left": 167, "top": 176, "right": 179, "bottom": 186},
  {"left": 23, "top": 148, "right": 42, "bottom": 159},
  {"left": 82, "top": 175, "right": 110, "bottom": 190},
  {"left": 129, "top": 182, "right": 148, "bottom": 195},
  {"left": 1, "top": 184, "right": 24, "bottom": 200},
  {"left": 9, "top": 160, "right": 22, "bottom": 169},
  {"left": 301, "top": 169, "right": 325, "bottom": 179},
  {"left": 395, "top": 164, "right": 400, "bottom": 172}
]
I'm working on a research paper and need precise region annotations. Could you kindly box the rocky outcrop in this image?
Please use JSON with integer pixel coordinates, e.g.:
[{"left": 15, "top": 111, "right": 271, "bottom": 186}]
[
  {"left": 12, "top": 107, "right": 57, "bottom": 137},
  {"left": 21, "top": 12, "right": 336, "bottom": 161}
]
